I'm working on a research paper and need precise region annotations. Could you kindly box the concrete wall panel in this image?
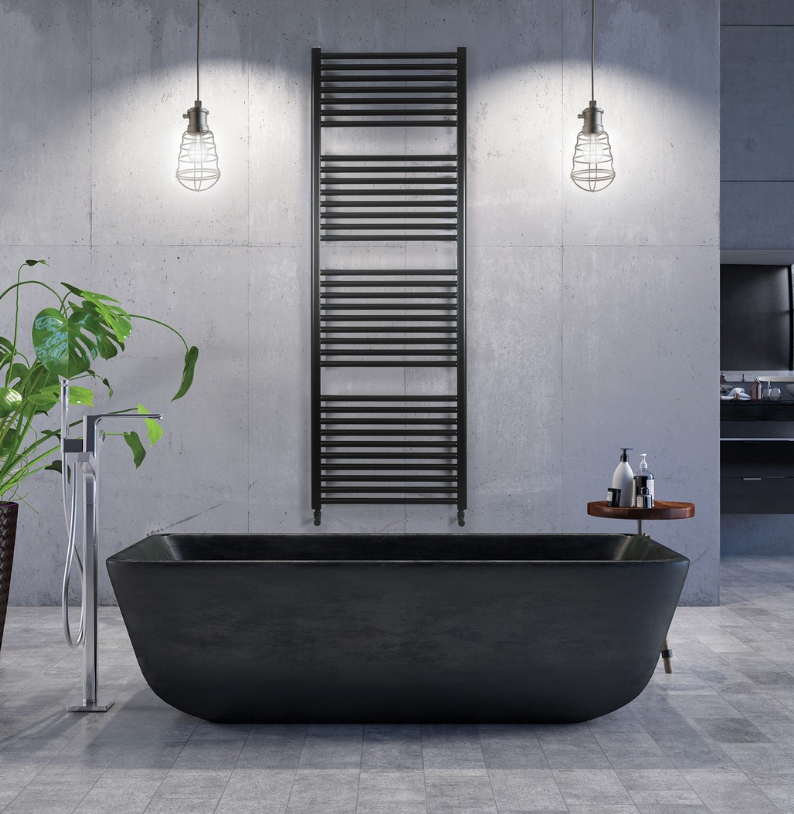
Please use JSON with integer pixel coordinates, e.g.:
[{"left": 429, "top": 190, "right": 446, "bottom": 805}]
[
  {"left": 721, "top": 181, "right": 794, "bottom": 250},
  {"left": 91, "top": 0, "right": 250, "bottom": 246},
  {"left": 722, "top": 1, "right": 794, "bottom": 26},
  {"left": 562, "top": 0, "right": 719, "bottom": 248},
  {"left": 561, "top": 245, "right": 720, "bottom": 604},
  {"left": 0, "top": 4, "right": 91, "bottom": 246}
]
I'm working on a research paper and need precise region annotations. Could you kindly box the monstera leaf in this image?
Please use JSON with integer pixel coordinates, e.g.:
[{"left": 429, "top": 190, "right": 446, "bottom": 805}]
[
  {"left": 0, "top": 387, "right": 22, "bottom": 418},
  {"left": 173, "top": 345, "right": 199, "bottom": 401},
  {"left": 28, "top": 385, "right": 93, "bottom": 409},
  {"left": 61, "top": 284, "right": 132, "bottom": 344},
  {"left": 138, "top": 403, "right": 163, "bottom": 446},
  {"left": 122, "top": 431, "right": 146, "bottom": 468},
  {"left": 32, "top": 306, "right": 126, "bottom": 378},
  {"left": 0, "top": 336, "right": 15, "bottom": 367}
]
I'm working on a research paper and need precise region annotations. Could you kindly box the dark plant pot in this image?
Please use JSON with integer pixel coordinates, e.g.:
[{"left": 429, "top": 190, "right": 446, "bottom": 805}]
[{"left": 0, "top": 502, "right": 19, "bottom": 653}]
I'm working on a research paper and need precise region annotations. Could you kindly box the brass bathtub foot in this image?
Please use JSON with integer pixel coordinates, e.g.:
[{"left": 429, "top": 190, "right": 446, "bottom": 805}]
[{"left": 661, "top": 637, "right": 673, "bottom": 674}]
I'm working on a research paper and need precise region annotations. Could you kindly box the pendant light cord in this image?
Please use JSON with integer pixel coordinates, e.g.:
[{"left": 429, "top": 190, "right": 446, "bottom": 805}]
[
  {"left": 590, "top": 0, "right": 595, "bottom": 101},
  {"left": 196, "top": 0, "right": 200, "bottom": 101}
]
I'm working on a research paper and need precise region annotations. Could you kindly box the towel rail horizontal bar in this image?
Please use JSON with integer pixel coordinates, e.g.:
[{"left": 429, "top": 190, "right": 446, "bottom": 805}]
[
  {"left": 320, "top": 302, "right": 457, "bottom": 310},
  {"left": 320, "top": 269, "right": 458, "bottom": 282},
  {"left": 322, "top": 224, "right": 456, "bottom": 231},
  {"left": 322, "top": 487, "right": 457, "bottom": 494},
  {"left": 324, "top": 218, "right": 457, "bottom": 225},
  {"left": 322, "top": 52, "right": 458, "bottom": 58},
  {"left": 322, "top": 110, "right": 458, "bottom": 117},
  {"left": 322, "top": 292, "right": 456, "bottom": 298},
  {"left": 323, "top": 190, "right": 456, "bottom": 196},
  {"left": 322, "top": 154, "right": 456, "bottom": 160},
  {"left": 322, "top": 328, "right": 457, "bottom": 334},
  {"left": 322, "top": 452, "right": 457, "bottom": 459},
  {"left": 322, "top": 409, "right": 456, "bottom": 415},
  {"left": 321, "top": 122, "right": 455, "bottom": 128},
  {"left": 322, "top": 361, "right": 456, "bottom": 367},
  {"left": 323, "top": 350, "right": 457, "bottom": 355},
  {"left": 322, "top": 63, "right": 458, "bottom": 70},
  {"left": 323, "top": 476, "right": 457, "bottom": 482},
  {"left": 322, "top": 438, "right": 456, "bottom": 445},
  {"left": 322, "top": 304, "right": 457, "bottom": 310},
  {"left": 322, "top": 282, "right": 456, "bottom": 288},
  {"left": 322, "top": 315, "right": 457, "bottom": 321},
  {"left": 323, "top": 430, "right": 457, "bottom": 436},
  {"left": 322, "top": 465, "right": 457, "bottom": 471},
  {"left": 322, "top": 236, "right": 457, "bottom": 241},
  {"left": 322, "top": 284, "right": 455, "bottom": 292},
  {"left": 323, "top": 203, "right": 457, "bottom": 209},
  {"left": 323, "top": 98, "right": 456, "bottom": 105},
  {"left": 323, "top": 226, "right": 456, "bottom": 233},
  {"left": 322, "top": 498, "right": 458, "bottom": 504},
  {"left": 323, "top": 178, "right": 456, "bottom": 185},
  {"left": 323, "top": 166, "right": 458, "bottom": 173},
  {"left": 318, "top": 86, "right": 456, "bottom": 93},
  {"left": 320, "top": 416, "right": 458, "bottom": 427},
  {"left": 323, "top": 51, "right": 457, "bottom": 58},
  {"left": 322, "top": 74, "right": 457, "bottom": 81},
  {"left": 323, "top": 338, "right": 455, "bottom": 344},
  {"left": 323, "top": 191, "right": 457, "bottom": 197},
  {"left": 321, "top": 395, "right": 456, "bottom": 401}
]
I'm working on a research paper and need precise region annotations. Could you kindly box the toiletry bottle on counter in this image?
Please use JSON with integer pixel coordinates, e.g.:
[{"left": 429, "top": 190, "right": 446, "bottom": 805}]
[
  {"left": 751, "top": 377, "right": 762, "bottom": 401},
  {"left": 635, "top": 486, "right": 653, "bottom": 509},
  {"left": 611, "top": 448, "right": 634, "bottom": 508},
  {"left": 634, "top": 454, "right": 655, "bottom": 504}
]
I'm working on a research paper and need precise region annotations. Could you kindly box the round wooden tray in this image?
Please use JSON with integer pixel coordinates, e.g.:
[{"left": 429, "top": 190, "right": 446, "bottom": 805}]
[{"left": 587, "top": 500, "right": 695, "bottom": 521}]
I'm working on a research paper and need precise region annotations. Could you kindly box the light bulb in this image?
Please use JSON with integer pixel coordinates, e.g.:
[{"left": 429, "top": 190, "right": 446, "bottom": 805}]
[{"left": 182, "top": 132, "right": 215, "bottom": 163}]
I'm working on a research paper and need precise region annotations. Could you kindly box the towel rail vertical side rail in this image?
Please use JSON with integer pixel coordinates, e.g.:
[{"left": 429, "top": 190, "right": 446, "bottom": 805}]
[{"left": 311, "top": 47, "right": 322, "bottom": 526}]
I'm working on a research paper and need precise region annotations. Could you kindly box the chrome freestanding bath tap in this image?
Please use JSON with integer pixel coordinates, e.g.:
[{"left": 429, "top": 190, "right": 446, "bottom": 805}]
[{"left": 60, "top": 381, "right": 162, "bottom": 713}]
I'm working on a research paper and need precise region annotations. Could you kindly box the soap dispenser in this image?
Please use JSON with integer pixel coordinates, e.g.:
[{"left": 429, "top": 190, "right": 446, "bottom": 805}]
[
  {"left": 634, "top": 453, "right": 655, "bottom": 504},
  {"left": 611, "top": 448, "right": 635, "bottom": 508}
]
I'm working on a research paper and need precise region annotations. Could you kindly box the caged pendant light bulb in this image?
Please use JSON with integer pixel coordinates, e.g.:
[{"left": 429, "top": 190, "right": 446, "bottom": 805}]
[
  {"left": 176, "top": 0, "right": 220, "bottom": 191},
  {"left": 571, "top": 0, "right": 615, "bottom": 192}
]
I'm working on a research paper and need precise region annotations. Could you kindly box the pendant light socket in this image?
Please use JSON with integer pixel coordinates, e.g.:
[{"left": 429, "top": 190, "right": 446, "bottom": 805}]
[
  {"left": 577, "top": 101, "right": 604, "bottom": 135},
  {"left": 183, "top": 101, "right": 210, "bottom": 134}
]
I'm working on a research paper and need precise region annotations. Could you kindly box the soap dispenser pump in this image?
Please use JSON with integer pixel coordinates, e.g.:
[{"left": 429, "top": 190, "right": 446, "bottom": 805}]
[{"left": 611, "top": 448, "right": 635, "bottom": 508}]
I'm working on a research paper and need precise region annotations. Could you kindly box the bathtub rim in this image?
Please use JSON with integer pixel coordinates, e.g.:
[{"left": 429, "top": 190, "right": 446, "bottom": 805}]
[{"left": 107, "top": 532, "right": 690, "bottom": 566}]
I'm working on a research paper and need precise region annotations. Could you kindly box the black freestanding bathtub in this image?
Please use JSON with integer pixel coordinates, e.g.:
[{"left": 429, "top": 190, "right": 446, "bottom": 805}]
[{"left": 107, "top": 533, "right": 688, "bottom": 724}]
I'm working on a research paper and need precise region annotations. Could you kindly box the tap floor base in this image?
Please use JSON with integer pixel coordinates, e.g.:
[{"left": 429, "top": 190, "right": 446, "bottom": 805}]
[{"left": 66, "top": 699, "right": 114, "bottom": 713}]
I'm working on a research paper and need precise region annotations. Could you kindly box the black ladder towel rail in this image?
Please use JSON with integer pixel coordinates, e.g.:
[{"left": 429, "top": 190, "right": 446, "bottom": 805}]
[{"left": 311, "top": 47, "right": 467, "bottom": 526}]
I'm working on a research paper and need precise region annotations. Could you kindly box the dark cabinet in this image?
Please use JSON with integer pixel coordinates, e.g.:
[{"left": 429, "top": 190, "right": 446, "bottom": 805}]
[{"left": 721, "top": 439, "right": 794, "bottom": 513}]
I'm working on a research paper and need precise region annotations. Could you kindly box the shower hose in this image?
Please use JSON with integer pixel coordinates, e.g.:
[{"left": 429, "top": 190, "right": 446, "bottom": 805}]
[{"left": 60, "top": 379, "right": 85, "bottom": 649}]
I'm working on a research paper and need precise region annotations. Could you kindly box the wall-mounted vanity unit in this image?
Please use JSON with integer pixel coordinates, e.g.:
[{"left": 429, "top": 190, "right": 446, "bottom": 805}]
[{"left": 720, "top": 250, "right": 794, "bottom": 514}]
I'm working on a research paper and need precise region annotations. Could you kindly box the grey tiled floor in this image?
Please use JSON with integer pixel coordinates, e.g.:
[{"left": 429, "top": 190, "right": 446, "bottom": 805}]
[{"left": 2, "top": 556, "right": 794, "bottom": 813}]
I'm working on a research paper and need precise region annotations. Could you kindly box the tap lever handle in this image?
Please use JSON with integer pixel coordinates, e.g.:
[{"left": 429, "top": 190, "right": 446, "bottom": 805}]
[{"left": 83, "top": 412, "right": 164, "bottom": 454}]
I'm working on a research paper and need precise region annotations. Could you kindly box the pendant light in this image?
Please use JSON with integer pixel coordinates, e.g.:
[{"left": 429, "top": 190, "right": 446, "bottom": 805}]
[
  {"left": 571, "top": 0, "right": 615, "bottom": 192},
  {"left": 176, "top": 0, "right": 220, "bottom": 191}
]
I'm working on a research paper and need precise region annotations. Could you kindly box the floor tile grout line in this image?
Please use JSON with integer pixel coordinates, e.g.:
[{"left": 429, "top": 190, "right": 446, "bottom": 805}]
[
  {"left": 281, "top": 725, "right": 309, "bottom": 811},
  {"left": 419, "top": 724, "right": 429, "bottom": 814},
  {"left": 208, "top": 724, "right": 249, "bottom": 814},
  {"left": 353, "top": 725, "right": 364, "bottom": 813}
]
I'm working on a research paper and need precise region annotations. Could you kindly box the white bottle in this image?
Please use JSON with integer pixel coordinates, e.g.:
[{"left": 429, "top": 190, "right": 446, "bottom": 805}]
[{"left": 611, "top": 448, "right": 635, "bottom": 508}]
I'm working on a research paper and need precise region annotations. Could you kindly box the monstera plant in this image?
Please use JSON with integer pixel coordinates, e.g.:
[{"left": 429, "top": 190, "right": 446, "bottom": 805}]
[{"left": 0, "top": 259, "right": 198, "bottom": 648}]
